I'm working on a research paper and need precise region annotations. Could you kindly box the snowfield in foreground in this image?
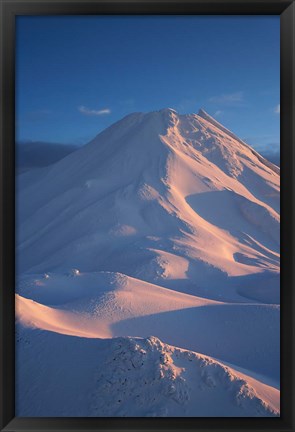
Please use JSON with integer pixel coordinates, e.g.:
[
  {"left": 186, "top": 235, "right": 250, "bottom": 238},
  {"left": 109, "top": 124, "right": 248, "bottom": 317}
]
[
  {"left": 16, "top": 108, "right": 280, "bottom": 416},
  {"left": 16, "top": 329, "right": 279, "bottom": 417}
]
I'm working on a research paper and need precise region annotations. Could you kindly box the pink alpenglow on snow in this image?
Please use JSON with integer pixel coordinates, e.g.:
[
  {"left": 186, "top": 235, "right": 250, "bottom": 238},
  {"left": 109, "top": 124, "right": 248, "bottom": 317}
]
[{"left": 16, "top": 108, "right": 280, "bottom": 417}]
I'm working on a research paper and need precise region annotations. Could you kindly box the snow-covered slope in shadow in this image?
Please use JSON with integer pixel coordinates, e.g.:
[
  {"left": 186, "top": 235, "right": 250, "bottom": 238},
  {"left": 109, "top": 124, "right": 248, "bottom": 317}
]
[{"left": 16, "top": 328, "right": 279, "bottom": 417}]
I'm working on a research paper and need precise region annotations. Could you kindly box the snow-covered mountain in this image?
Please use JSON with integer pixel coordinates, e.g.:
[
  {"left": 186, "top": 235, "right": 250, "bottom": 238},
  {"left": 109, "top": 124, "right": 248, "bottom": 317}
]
[{"left": 15, "top": 109, "right": 280, "bottom": 417}]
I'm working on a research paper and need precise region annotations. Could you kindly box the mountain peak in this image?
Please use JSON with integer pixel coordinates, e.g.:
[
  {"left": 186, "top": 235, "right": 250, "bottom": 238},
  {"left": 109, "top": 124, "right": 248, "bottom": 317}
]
[
  {"left": 198, "top": 107, "right": 209, "bottom": 116},
  {"left": 17, "top": 104, "right": 280, "bottom": 296}
]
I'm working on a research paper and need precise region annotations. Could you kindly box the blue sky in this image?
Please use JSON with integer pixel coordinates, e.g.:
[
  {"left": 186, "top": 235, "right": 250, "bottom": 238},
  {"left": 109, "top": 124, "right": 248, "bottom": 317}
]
[{"left": 16, "top": 16, "right": 280, "bottom": 153}]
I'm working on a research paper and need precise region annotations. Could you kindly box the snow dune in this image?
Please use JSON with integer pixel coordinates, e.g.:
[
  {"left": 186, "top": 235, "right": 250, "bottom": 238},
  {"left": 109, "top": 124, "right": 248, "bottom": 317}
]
[{"left": 16, "top": 272, "right": 220, "bottom": 339}]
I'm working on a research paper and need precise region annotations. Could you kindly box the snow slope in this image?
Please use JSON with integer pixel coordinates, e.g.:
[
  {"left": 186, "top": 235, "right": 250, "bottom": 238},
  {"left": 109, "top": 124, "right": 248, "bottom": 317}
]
[{"left": 15, "top": 108, "right": 280, "bottom": 416}]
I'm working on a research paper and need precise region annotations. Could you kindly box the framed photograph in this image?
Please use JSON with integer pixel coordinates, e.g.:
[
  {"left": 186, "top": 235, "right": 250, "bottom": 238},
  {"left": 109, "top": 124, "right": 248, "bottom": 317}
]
[{"left": 1, "top": 0, "right": 294, "bottom": 431}]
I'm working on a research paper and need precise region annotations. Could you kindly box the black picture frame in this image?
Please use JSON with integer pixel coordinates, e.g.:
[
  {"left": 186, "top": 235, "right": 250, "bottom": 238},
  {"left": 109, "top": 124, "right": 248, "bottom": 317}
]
[{"left": 0, "top": 0, "right": 294, "bottom": 430}]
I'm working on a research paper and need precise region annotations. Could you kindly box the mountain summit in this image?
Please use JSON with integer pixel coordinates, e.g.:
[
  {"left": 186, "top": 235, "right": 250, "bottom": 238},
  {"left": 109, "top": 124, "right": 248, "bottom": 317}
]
[
  {"left": 17, "top": 108, "right": 279, "bottom": 303},
  {"left": 16, "top": 108, "right": 280, "bottom": 416}
]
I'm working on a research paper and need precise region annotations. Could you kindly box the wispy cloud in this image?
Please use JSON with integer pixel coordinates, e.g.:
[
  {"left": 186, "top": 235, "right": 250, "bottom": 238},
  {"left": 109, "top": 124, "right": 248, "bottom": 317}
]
[
  {"left": 274, "top": 104, "right": 280, "bottom": 114},
  {"left": 78, "top": 105, "right": 111, "bottom": 116},
  {"left": 213, "top": 110, "right": 223, "bottom": 118},
  {"left": 209, "top": 91, "right": 244, "bottom": 105}
]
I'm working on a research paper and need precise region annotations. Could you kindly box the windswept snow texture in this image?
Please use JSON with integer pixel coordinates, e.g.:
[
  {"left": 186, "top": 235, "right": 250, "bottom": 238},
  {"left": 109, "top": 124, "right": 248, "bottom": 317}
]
[{"left": 16, "top": 109, "right": 280, "bottom": 417}]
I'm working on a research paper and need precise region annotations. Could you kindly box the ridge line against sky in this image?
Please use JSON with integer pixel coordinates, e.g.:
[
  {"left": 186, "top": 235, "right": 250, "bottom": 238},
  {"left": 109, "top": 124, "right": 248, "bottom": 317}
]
[{"left": 16, "top": 15, "right": 279, "bottom": 154}]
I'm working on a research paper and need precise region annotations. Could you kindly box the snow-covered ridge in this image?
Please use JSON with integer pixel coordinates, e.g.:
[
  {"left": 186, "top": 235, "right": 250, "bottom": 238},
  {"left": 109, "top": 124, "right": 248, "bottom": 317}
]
[
  {"left": 197, "top": 108, "right": 279, "bottom": 175},
  {"left": 89, "top": 335, "right": 280, "bottom": 417}
]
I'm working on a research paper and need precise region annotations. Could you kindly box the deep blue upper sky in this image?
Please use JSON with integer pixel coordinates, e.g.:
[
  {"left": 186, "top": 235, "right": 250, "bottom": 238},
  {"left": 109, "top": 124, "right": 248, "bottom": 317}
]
[{"left": 16, "top": 16, "right": 280, "bottom": 153}]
